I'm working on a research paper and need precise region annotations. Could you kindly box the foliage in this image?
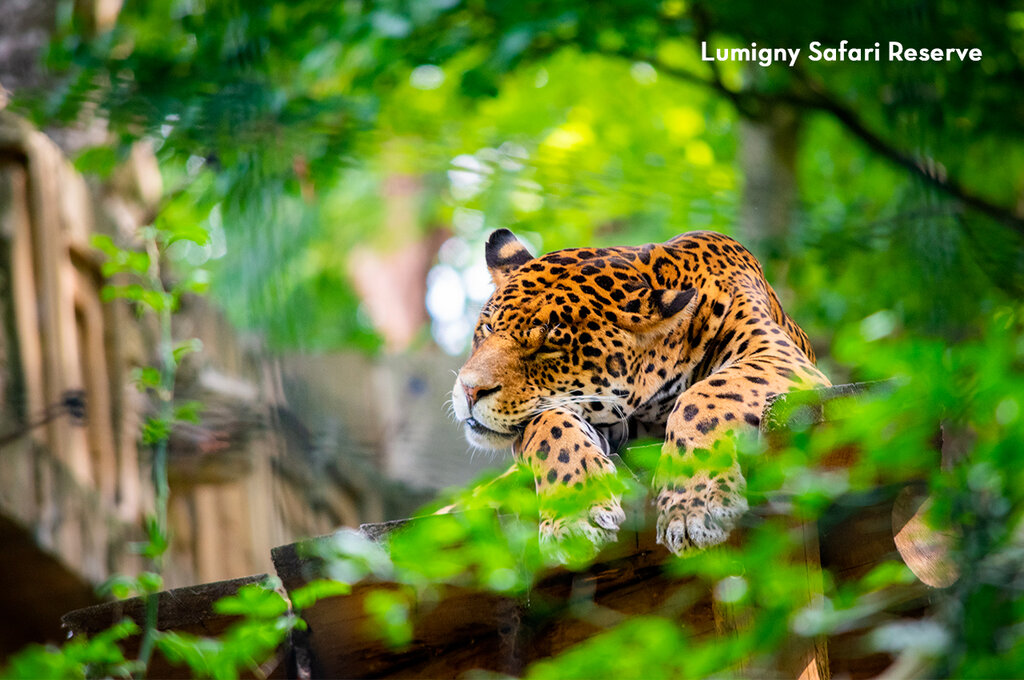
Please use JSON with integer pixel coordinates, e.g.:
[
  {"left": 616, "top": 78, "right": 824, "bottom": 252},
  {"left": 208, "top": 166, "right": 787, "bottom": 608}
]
[
  {"left": 2, "top": 0, "right": 1023, "bottom": 677},
  {"left": 5, "top": 299, "right": 1021, "bottom": 677},
  {"left": 1, "top": 207, "right": 215, "bottom": 677},
  {"left": 18, "top": 0, "right": 1022, "bottom": 351},
  {"left": 153, "top": 581, "right": 302, "bottom": 680},
  {"left": 1, "top": 620, "right": 139, "bottom": 680},
  {"left": 1, "top": 212, "right": 303, "bottom": 679},
  {"left": 93, "top": 220, "right": 214, "bottom": 674},
  {"left": 268, "top": 300, "right": 1020, "bottom": 677},
  {"left": 2, "top": 580, "right": 318, "bottom": 680}
]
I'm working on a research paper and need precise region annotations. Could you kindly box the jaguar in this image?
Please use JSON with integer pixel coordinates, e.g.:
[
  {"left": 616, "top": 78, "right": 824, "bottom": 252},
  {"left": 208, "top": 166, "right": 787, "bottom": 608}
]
[{"left": 451, "top": 229, "right": 830, "bottom": 555}]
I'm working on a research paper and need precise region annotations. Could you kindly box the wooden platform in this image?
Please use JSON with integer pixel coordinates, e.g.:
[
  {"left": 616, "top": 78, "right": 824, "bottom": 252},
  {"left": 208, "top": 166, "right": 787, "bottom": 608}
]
[{"left": 62, "top": 382, "right": 946, "bottom": 678}]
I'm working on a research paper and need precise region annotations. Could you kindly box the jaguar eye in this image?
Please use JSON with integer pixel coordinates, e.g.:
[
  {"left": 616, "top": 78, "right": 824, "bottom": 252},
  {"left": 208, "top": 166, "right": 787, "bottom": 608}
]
[{"left": 480, "top": 323, "right": 493, "bottom": 337}]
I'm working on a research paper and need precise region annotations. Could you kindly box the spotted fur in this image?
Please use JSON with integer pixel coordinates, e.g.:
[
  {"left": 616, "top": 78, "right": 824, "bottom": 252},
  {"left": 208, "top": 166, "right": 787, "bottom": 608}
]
[{"left": 452, "top": 229, "right": 830, "bottom": 555}]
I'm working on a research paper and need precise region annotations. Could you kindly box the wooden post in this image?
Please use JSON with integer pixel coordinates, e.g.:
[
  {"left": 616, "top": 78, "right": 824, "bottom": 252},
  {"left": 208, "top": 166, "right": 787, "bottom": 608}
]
[
  {"left": 786, "top": 518, "right": 830, "bottom": 680},
  {"left": 73, "top": 266, "right": 119, "bottom": 502},
  {"left": 21, "top": 128, "right": 92, "bottom": 485}
]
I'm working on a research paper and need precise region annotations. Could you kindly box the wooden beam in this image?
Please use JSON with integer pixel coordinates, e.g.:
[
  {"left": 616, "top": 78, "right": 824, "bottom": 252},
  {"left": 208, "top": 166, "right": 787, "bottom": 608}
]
[
  {"left": 62, "top": 574, "right": 286, "bottom": 679},
  {"left": 58, "top": 383, "right": 946, "bottom": 678}
]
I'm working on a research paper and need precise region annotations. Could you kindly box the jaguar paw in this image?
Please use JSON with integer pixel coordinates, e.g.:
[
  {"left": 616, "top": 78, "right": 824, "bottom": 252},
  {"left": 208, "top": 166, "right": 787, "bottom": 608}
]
[
  {"left": 654, "top": 480, "right": 747, "bottom": 556},
  {"left": 539, "top": 496, "right": 625, "bottom": 563}
]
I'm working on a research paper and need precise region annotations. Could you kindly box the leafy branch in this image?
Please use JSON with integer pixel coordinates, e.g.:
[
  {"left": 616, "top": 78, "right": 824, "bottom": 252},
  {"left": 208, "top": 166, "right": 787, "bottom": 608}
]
[
  {"left": 584, "top": 41, "right": 1024, "bottom": 233},
  {"left": 91, "top": 224, "right": 211, "bottom": 676}
]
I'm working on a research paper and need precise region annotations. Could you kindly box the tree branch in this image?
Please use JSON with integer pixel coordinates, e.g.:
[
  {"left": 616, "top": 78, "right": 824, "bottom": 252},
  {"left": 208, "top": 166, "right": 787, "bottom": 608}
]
[
  {"left": 782, "top": 75, "right": 1024, "bottom": 232},
  {"left": 595, "top": 42, "right": 1024, "bottom": 234}
]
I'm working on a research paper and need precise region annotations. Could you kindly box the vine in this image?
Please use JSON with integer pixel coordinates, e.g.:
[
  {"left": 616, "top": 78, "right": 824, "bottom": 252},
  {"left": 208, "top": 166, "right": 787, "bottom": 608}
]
[{"left": 92, "top": 224, "right": 209, "bottom": 675}]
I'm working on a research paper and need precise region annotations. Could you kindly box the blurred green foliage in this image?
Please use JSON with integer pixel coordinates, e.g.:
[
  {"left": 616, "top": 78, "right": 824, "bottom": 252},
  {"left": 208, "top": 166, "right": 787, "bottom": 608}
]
[
  {"left": 17, "top": 0, "right": 1022, "bottom": 351},
  {"left": 153, "top": 581, "right": 303, "bottom": 679},
  {"left": 68, "top": 213, "right": 214, "bottom": 676},
  {"left": 1, "top": 619, "right": 139, "bottom": 680},
  {"left": 2, "top": 0, "right": 1022, "bottom": 677}
]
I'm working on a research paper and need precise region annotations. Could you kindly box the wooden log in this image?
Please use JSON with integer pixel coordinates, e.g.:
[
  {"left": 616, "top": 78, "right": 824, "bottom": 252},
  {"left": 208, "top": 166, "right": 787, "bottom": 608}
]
[
  {"left": 272, "top": 505, "right": 842, "bottom": 679},
  {"left": 272, "top": 522, "right": 717, "bottom": 679},
  {"left": 62, "top": 574, "right": 285, "bottom": 680},
  {"left": 51, "top": 381, "right": 940, "bottom": 679}
]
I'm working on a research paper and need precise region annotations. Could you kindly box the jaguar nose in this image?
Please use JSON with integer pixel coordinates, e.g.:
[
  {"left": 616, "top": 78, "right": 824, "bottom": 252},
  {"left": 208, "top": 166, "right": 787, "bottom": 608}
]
[{"left": 464, "top": 382, "right": 501, "bottom": 409}]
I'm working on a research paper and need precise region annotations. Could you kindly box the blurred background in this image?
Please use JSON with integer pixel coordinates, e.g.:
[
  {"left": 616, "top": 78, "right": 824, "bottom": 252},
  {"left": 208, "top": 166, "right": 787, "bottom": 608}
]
[{"left": 0, "top": 0, "right": 1022, "bottom": 658}]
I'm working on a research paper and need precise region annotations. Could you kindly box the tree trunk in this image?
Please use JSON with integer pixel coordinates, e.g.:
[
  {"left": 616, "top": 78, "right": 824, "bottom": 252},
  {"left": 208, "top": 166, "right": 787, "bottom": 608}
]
[{"left": 738, "top": 103, "right": 802, "bottom": 268}]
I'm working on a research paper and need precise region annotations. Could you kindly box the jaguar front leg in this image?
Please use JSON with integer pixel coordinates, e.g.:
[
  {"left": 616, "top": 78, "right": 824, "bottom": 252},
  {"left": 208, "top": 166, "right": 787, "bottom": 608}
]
[
  {"left": 654, "top": 358, "right": 823, "bottom": 555},
  {"left": 515, "top": 408, "right": 626, "bottom": 557}
]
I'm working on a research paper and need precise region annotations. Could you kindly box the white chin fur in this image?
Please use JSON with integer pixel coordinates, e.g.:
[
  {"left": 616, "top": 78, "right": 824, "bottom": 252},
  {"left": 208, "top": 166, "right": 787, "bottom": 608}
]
[{"left": 453, "top": 378, "right": 516, "bottom": 450}]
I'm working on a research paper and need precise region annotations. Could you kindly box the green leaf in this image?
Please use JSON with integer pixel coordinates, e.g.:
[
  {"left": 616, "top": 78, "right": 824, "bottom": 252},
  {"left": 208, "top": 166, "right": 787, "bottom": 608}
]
[
  {"left": 137, "top": 571, "right": 164, "bottom": 594},
  {"left": 164, "top": 223, "right": 212, "bottom": 247},
  {"left": 175, "top": 269, "right": 211, "bottom": 296},
  {"left": 74, "top": 146, "right": 120, "bottom": 177},
  {"left": 101, "top": 284, "right": 147, "bottom": 303},
  {"left": 92, "top": 235, "right": 151, "bottom": 278},
  {"left": 290, "top": 579, "right": 352, "bottom": 610},
  {"left": 140, "top": 289, "right": 171, "bottom": 312},
  {"left": 141, "top": 516, "right": 169, "bottom": 560},
  {"left": 364, "top": 590, "right": 413, "bottom": 648},
  {"left": 172, "top": 338, "right": 204, "bottom": 364},
  {"left": 131, "top": 366, "right": 162, "bottom": 389},
  {"left": 1, "top": 618, "right": 139, "bottom": 679},
  {"left": 126, "top": 251, "right": 151, "bottom": 275},
  {"left": 154, "top": 632, "right": 224, "bottom": 679},
  {"left": 141, "top": 417, "right": 170, "bottom": 445},
  {"left": 858, "top": 561, "right": 916, "bottom": 592},
  {"left": 90, "top": 234, "right": 121, "bottom": 258},
  {"left": 213, "top": 584, "right": 289, "bottom": 619},
  {"left": 174, "top": 400, "right": 203, "bottom": 425},
  {"left": 98, "top": 574, "right": 141, "bottom": 600}
]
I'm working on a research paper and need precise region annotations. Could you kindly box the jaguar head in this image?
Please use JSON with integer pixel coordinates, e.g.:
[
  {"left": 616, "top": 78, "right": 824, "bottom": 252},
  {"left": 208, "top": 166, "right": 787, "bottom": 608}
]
[{"left": 452, "top": 230, "right": 697, "bottom": 450}]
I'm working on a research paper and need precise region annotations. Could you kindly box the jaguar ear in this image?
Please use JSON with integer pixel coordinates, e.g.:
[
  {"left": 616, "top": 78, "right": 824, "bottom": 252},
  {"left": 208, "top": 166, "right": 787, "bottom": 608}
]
[
  {"left": 485, "top": 229, "right": 535, "bottom": 287},
  {"left": 617, "top": 287, "right": 698, "bottom": 336}
]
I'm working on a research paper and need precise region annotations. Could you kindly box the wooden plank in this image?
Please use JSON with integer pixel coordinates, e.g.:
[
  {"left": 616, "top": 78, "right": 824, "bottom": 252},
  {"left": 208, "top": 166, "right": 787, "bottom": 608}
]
[
  {"left": 0, "top": 513, "right": 100, "bottom": 657},
  {"left": 1, "top": 157, "right": 45, "bottom": 429},
  {"left": 787, "top": 519, "right": 831, "bottom": 680},
  {"left": 62, "top": 573, "right": 270, "bottom": 637},
  {"left": 72, "top": 265, "right": 119, "bottom": 502},
  {"left": 274, "top": 520, "right": 762, "bottom": 679},
  {"left": 62, "top": 574, "right": 283, "bottom": 680},
  {"left": 49, "top": 381, "right": 939, "bottom": 679},
  {"left": 761, "top": 380, "right": 897, "bottom": 432}
]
